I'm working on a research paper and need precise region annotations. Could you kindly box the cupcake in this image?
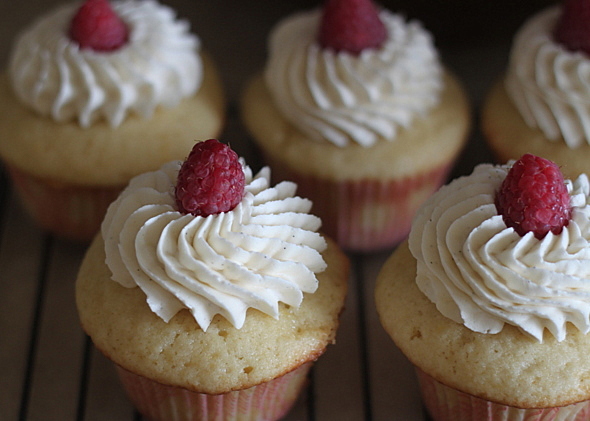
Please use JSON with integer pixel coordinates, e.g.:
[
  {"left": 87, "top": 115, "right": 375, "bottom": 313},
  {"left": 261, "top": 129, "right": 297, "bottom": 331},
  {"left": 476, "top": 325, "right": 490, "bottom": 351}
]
[
  {"left": 76, "top": 139, "right": 349, "bottom": 421},
  {"left": 375, "top": 154, "right": 590, "bottom": 420},
  {"left": 0, "top": 0, "right": 225, "bottom": 242},
  {"left": 240, "top": 0, "right": 470, "bottom": 253},
  {"left": 482, "top": 0, "right": 590, "bottom": 179}
]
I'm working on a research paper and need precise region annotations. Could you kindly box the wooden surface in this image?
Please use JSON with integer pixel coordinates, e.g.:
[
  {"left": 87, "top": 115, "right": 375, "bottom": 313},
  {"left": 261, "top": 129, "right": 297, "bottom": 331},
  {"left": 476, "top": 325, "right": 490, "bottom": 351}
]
[{"left": 0, "top": 0, "right": 525, "bottom": 420}]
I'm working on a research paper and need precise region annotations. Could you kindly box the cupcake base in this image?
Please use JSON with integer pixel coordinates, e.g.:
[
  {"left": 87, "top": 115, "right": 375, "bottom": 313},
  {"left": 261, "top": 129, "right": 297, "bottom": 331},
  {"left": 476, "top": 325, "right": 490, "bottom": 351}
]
[
  {"left": 482, "top": 80, "right": 590, "bottom": 179},
  {"left": 417, "top": 369, "right": 590, "bottom": 421},
  {"left": 241, "top": 71, "right": 470, "bottom": 253},
  {"left": 267, "top": 156, "right": 452, "bottom": 253},
  {"left": 116, "top": 362, "right": 312, "bottom": 421},
  {"left": 6, "top": 164, "right": 122, "bottom": 242}
]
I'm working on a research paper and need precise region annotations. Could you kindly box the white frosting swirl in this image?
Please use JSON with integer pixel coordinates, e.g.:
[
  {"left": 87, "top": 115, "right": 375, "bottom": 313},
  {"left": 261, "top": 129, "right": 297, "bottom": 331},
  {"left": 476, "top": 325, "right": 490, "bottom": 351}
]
[
  {"left": 101, "top": 160, "right": 327, "bottom": 331},
  {"left": 9, "top": 0, "right": 202, "bottom": 128},
  {"left": 505, "top": 6, "right": 590, "bottom": 149},
  {"left": 264, "top": 9, "right": 442, "bottom": 147},
  {"left": 408, "top": 163, "right": 590, "bottom": 342}
]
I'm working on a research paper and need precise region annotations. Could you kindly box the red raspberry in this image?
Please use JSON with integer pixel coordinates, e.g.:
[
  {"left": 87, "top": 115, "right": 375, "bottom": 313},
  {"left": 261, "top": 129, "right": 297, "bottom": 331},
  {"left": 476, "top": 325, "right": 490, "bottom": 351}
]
[
  {"left": 69, "top": 0, "right": 129, "bottom": 52},
  {"left": 554, "top": 0, "right": 590, "bottom": 55},
  {"left": 175, "top": 139, "right": 245, "bottom": 217},
  {"left": 318, "top": 0, "right": 387, "bottom": 55},
  {"left": 495, "top": 154, "right": 571, "bottom": 240}
]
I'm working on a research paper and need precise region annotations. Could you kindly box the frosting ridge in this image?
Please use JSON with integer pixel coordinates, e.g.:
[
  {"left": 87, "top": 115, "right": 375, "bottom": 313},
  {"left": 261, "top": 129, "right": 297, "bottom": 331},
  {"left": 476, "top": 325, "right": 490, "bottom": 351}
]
[
  {"left": 505, "top": 6, "right": 590, "bottom": 148},
  {"left": 264, "top": 9, "right": 442, "bottom": 147},
  {"left": 9, "top": 0, "right": 202, "bottom": 128},
  {"left": 408, "top": 162, "right": 590, "bottom": 342},
  {"left": 101, "top": 160, "right": 327, "bottom": 331}
]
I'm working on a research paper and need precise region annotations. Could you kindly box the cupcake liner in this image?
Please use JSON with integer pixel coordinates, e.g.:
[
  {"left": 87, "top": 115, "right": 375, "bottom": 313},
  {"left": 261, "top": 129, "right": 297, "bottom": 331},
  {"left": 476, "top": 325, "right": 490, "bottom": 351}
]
[
  {"left": 267, "top": 159, "right": 452, "bottom": 253},
  {"left": 5, "top": 164, "right": 122, "bottom": 242},
  {"left": 116, "top": 362, "right": 312, "bottom": 421},
  {"left": 416, "top": 369, "right": 590, "bottom": 421}
]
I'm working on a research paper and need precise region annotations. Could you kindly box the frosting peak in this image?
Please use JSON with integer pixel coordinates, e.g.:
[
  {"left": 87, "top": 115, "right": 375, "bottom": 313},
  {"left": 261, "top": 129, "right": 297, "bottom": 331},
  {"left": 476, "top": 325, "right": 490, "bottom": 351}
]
[
  {"left": 264, "top": 9, "right": 442, "bottom": 147},
  {"left": 9, "top": 0, "right": 202, "bottom": 128},
  {"left": 101, "top": 160, "right": 327, "bottom": 331},
  {"left": 409, "top": 162, "right": 590, "bottom": 342},
  {"left": 505, "top": 6, "right": 590, "bottom": 149}
]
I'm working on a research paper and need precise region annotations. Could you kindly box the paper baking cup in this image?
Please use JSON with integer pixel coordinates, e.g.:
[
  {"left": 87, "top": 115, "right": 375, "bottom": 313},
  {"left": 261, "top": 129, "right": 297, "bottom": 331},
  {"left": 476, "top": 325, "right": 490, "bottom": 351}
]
[
  {"left": 6, "top": 164, "right": 122, "bottom": 242},
  {"left": 416, "top": 369, "right": 590, "bottom": 421},
  {"left": 267, "top": 161, "right": 451, "bottom": 253},
  {"left": 116, "top": 362, "right": 312, "bottom": 421}
]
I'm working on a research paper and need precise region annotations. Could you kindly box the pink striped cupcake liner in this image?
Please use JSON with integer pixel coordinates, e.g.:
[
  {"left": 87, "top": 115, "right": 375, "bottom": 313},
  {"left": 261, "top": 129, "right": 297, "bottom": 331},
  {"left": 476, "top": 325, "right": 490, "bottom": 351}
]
[
  {"left": 416, "top": 369, "right": 590, "bottom": 421},
  {"left": 267, "top": 159, "right": 452, "bottom": 253},
  {"left": 5, "top": 164, "right": 122, "bottom": 242},
  {"left": 116, "top": 362, "right": 312, "bottom": 421}
]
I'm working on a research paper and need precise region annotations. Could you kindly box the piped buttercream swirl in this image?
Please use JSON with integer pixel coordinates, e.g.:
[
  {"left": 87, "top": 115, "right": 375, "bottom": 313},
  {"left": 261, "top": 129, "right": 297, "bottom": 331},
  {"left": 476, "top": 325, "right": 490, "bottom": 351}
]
[
  {"left": 101, "top": 159, "right": 327, "bottom": 331},
  {"left": 408, "top": 162, "right": 590, "bottom": 342},
  {"left": 264, "top": 9, "right": 442, "bottom": 147},
  {"left": 9, "top": 0, "right": 202, "bottom": 128},
  {"left": 505, "top": 6, "right": 590, "bottom": 149}
]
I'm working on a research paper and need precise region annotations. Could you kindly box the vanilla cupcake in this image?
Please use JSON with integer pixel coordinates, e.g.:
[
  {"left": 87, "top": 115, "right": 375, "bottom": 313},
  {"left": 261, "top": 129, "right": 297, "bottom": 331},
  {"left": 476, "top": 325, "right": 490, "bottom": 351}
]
[
  {"left": 0, "top": 0, "right": 225, "bottom": 241},
  {"left": 482, "top": 0, "right": 590, "bottom": 179},
  {"left": 76, "top": 139, "right": 348, "bottom": 421},
  {"left": 376, "top": 154, "right": 590, "bottom": 420},
  {"left": 241, "top": 0, "right": 470, "bottom": 253}
]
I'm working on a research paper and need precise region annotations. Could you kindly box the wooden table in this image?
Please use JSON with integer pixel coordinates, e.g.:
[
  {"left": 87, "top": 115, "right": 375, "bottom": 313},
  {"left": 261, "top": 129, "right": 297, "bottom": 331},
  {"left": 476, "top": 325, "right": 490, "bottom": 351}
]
[{"left": 0, "top": 0, "right": 517, "bottom": 419}]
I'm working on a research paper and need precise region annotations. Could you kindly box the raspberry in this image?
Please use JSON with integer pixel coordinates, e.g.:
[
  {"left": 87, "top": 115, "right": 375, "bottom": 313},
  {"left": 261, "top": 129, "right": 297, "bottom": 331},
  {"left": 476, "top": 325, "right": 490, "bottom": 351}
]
[
  {"left": 495, "top": 154, "right": 571, "bottom": 240},
  {"left": 69, "top": 0, "right": 129, "bottom": 52},
  {"left": 175, "top": 139, "right": 245, "bottom": 217},
  {"left": 554, "top": 0, "right": 590, "bottom": 55},
  {"left": 318, "top": 0, "right": 387, "bottom": 55}
]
